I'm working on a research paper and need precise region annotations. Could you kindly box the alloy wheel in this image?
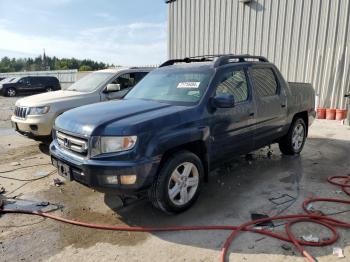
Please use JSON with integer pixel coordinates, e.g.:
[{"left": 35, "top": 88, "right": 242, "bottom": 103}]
[
  {"left": 167, "top": 162, "right": 199, "bottom": 206},
  {"left": 292, "top": 123, "right": 305, "bottom": 151}
]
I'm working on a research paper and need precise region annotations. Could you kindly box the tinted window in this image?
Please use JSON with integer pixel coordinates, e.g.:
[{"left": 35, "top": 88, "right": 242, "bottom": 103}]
[
  {"left": 134, "top": 72, "right": 148, "bottom": 83},
  {"left": 50, "top": 77, "right": 59, "bottom": 83},
  {"left": 251, "top": 68, "right": 278, "bottom": 97},
  {"left": 112, "top": 73, "right": 136, "bottom": 90},
  {"left": 19, "top": 77, "right": 30, "bottom": 84},
  {"left": 30, "top": 77, "right": 42, "bottom": 84},
  {"left": 216, "top": 69, "right": 248, "bottom": 103}
]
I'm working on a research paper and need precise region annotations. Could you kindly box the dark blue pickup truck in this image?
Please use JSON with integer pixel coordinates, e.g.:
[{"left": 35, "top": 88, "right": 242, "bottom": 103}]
[{"left": 50, "top": 55, "right": 316, "bottom": 214}]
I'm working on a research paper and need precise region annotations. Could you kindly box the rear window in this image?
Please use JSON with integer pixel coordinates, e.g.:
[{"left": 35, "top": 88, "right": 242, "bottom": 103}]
[
  {"left": 251, "top": 68, "right": 278, "bottom": 97},
  {"left": 46, "top": 77, "right": 58, "bottom": 82}
]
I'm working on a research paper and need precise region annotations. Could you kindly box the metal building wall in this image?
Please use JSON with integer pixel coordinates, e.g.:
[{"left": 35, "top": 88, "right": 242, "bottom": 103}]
[{"left": 168, "top": 0, "right": 350, "bottom": 109}]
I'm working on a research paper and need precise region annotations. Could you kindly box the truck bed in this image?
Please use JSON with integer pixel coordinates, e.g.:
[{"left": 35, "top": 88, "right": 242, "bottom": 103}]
[{"left": 288, "top": 82, "right": 315, "bottom": 116}]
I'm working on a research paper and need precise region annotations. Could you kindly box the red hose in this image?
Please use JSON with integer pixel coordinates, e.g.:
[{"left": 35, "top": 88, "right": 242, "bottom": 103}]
[
  {"left": 1, "top": 175, "right": 350, "bottom": 262},
  {"left": 328, "top": 175, "right": 350, "bottom": 196}
]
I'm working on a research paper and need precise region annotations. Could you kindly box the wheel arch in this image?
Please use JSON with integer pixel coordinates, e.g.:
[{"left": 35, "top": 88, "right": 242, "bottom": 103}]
[
  {"left": 292, "top": 111, "right": 309, "bottom": 136},
  {"left": 159, "top": 140, "right": 209, "bottom": 181},
  {"left": 5, "top": 86, "right": 17, "bottom": 96}
]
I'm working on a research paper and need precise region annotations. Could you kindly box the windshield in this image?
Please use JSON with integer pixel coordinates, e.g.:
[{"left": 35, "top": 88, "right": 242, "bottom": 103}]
[
  {"left": 125, "top": 68, "right": 214, "bottom": 105},
  {"left": 67, "top": 72, "right": 115, "bottom": 92}
]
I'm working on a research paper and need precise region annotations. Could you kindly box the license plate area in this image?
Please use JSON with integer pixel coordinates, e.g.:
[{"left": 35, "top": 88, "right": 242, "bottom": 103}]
[{"left": 57, "top": 161, "right": 72, "bottom": 181}]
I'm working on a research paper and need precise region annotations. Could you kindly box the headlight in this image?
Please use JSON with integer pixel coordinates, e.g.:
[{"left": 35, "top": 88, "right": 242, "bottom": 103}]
[
  {"left": 90, "top": 136, "right": 137, "bottom": 157},
  {"left": 28, "top": 106, "right": 50, "bottom": 115}
]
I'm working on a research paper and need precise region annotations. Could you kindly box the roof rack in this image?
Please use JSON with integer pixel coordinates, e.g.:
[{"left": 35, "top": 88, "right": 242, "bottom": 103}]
[
  {"left": 159, "top": 57, "right": 213, "bottom": 67},
  {"left": 159, "top": 54, "right": 269, "bottom": 68},
  {"left": 213, "top": 54, "right": 269, "bottom": 67}
]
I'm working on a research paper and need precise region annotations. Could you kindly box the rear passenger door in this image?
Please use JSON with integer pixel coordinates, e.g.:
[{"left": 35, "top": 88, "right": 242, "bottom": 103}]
[
  {"left": 30, "top": 77, "right": 45, "bottom": 92},
  {"left": 210, "top": 66, "right": 255, "bottom": 162},
  {"left": 249, "top": 66, "right": 287, "bottom": 148}
]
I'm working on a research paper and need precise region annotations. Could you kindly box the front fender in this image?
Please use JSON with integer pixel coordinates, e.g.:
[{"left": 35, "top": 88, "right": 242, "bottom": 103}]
[{"left": 146, "top": 126, "right": 210, "bottom": 157}]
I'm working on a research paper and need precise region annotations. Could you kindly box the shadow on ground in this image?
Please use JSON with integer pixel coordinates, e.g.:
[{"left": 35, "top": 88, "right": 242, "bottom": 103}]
[
  {"left": 101, "top": 137, "right": 350, "bottom": 257},
  {"left": 2, "top": 137, "right": 350, "bottom": 261}
]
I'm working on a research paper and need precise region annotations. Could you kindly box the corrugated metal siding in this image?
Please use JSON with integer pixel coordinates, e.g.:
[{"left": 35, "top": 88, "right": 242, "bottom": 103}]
[{"left": 168, "top": 0, "right": 350, "bottom": 109}]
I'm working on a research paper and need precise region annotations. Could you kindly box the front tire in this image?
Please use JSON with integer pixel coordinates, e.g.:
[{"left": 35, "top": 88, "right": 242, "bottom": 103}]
[
  {"left": 6, "top": 88, "right": 16, "bottom": 97},
  {"left": 279, "top": 118, "right": 307, "bottom": 155},
  {"left": 149, "top": 150, "right": 204, "bottom": 214}
]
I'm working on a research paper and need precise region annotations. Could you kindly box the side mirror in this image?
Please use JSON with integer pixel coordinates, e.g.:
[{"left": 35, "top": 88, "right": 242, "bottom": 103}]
[
  {"left": 211, "top": 94, "right": 235, "bottom": 108},
  {"left": 106, "top": 83, "right": 121, "bottom": 93}
]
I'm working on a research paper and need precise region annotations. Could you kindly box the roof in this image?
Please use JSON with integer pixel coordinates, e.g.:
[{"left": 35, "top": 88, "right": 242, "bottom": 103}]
[
  {"left": 97, "top": 67, "right": 154, "bottom": 73},
  {"left": 157, "top": 62, "right": 214, "bottom": 71}
]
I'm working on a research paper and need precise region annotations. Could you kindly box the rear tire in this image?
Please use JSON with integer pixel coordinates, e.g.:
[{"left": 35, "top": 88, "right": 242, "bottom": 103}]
[
  {"left": 148, "top": 150, "right": 204, "bottom": 214},
  {"left": 279, "top": 118, "right": 306, "bottom": 155},
  {"left": 6, "top": 88, "right": 16, "bottom": 97}
]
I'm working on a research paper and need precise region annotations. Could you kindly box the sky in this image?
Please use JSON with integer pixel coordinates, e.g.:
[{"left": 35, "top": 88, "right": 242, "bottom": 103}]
[{"left": 0, "top": 0, "right": 168, "bottom": 65}]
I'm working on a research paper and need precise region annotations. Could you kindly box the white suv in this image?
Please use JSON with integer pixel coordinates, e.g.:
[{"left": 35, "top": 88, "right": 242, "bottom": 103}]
[{"left": 11, "top": 67, "right": 153, "bottom": 139}]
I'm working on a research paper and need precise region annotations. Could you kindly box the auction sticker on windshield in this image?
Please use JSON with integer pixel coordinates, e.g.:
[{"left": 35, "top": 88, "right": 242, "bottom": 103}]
[{"left": 177, "top": 82, "right": 200, "bottom": 88}]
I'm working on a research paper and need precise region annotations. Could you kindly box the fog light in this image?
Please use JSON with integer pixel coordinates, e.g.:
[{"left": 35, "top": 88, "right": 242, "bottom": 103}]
[
  {"left": 120, "top": 175, "right": 137, "bottom": 185},
  {"left": 104, "top": 175, "right": 119, "bottom": 184},
  {"left": 30, "top": 124, "right": 38, "bottom": 131}
]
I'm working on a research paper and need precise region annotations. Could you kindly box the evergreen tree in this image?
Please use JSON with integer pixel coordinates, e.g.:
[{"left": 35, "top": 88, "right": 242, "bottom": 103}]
[{"left": 0, "top": 55, "right": 111, "bottom": 73}]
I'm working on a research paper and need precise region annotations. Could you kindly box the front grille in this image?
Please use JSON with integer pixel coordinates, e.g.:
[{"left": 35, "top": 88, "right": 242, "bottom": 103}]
[
  {"left": 14, "top": 106, "right": 29, "bottom": 119},
  {"left": 56, "top": 131, "right": 88, "bottom": 156}
]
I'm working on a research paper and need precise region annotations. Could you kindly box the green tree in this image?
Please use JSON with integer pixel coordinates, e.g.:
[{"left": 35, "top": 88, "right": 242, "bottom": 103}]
[
  {"left": 0, "top": 55, "right": 110, "bottom": 73},
  {"left": 79, "top": 65, "right": 92, "bottom": 71}
]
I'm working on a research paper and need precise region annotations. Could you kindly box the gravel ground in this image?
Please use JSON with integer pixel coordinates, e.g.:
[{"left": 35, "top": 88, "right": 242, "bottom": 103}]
[
  {"left": 0, "top": 95, "right": 349, "bottom": 262},
  {"left": 0, "top": 96, "right": 19, "bottom": 128}
]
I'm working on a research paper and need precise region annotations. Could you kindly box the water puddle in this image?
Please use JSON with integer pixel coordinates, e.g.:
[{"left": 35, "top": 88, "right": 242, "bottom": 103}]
[{"left": 0, "top": 128, "right": 15, "bottom": 136}]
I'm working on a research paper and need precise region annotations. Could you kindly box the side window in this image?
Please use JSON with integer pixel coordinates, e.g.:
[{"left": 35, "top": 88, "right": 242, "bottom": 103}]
[
  {"left": 31, "top": 78, "right": 40, "bottom": 85},
  {"left": 20, "top": 77, "right": 30, "bottom": 84},
  {"left": 216, "top": 69, "right": 249, "bottom": 103},
  {"left": 112, "top": 73, "right": 136, "bottom": 90},
  {"left": 134, "top": 72, "right": 148, "bottom": 84},
  {"left": 251, "top": 68, "right": 278, "bottom": 97}
]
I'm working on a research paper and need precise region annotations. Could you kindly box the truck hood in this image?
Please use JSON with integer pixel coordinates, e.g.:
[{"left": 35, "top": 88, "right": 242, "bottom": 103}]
[
  {"left": 55, "top": 99, "right": 190, "bottom": 136},
  {"left": 16, "top": 90, "right": 88, "bottom": 107}
]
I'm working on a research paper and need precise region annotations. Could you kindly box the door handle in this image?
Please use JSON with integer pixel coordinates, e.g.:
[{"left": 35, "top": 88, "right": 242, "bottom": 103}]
[
  {"left": 281, "top": 104, "right": 286, "bottom": 108},
  {"left": 249, "top": 112, "right": 255, "bottom": 117}
]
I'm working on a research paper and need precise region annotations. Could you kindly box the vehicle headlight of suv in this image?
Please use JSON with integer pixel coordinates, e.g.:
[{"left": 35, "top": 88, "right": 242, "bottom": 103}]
[
  {"left": 28, "top": 106, "right": 50, "bottom": 115},
  {"left": 90, "top": 136, "right": 137, "bottom": 157}
]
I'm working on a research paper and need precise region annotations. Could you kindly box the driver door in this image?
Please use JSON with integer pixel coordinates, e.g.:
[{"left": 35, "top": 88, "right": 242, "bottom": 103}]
[
  {"left": 18, "top": 77, "right": 31, "bottom": 92},
  {"left": 210, "top": 66, "right": 256, "bottom": 163}
]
